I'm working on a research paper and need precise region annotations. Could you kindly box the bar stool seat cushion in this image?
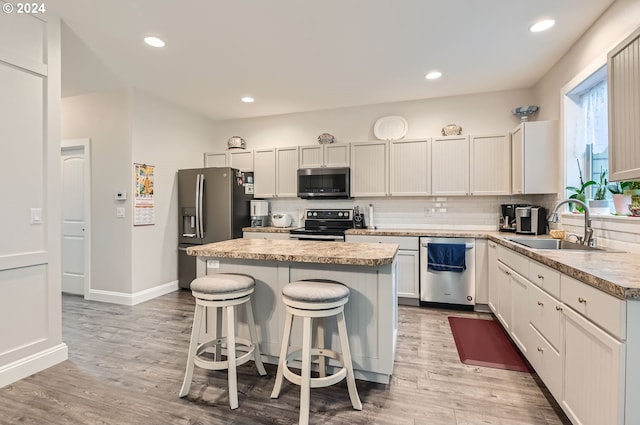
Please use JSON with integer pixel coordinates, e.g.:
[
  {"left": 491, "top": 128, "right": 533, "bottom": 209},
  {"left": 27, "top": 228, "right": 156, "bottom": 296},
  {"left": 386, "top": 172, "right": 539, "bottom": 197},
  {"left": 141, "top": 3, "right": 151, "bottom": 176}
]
[
  {"left": 190, "top": 274, "right": 255, "bottom": 294},
  {"left": 283, "top": 280, "right": 349, "bottom": 303}
]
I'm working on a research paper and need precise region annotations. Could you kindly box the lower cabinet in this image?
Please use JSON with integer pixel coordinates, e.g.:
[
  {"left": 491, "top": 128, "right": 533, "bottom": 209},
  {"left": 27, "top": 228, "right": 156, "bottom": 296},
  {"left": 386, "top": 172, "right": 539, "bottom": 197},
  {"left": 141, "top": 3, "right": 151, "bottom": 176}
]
[
  {"left": 345, "top": 235, "right": 419, "bottom": 302},
  {"left": 562, "top": 306, "right": 625, "bottom": 425},
  {"left": 491, "top": 242, "right": 633, "bottom": 425}
]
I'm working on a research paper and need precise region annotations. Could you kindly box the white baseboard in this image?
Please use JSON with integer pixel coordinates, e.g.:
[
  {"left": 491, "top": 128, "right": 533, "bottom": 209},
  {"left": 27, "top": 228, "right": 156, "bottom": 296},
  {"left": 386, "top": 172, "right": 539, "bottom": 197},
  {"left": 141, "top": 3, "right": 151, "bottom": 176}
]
[
  {"left": 87, "top": 280, "right": 179, "bottom": 306},
  {"left": 0, "top": 343, "right": 68, "bottom": 388}
]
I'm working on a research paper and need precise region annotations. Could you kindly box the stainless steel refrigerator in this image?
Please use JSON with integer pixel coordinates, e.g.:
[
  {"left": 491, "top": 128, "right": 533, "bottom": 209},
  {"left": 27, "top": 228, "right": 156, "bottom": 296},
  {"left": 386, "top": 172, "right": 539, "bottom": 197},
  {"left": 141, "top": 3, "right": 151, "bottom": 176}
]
[{"left": 177, "top": 167, "right": 252, "bottom": 288}]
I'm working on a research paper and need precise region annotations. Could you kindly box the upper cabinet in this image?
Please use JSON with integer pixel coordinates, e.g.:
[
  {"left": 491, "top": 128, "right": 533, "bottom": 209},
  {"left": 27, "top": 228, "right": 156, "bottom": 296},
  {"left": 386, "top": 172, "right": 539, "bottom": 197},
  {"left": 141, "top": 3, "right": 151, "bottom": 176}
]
[
  {"left": 608, "top": 26, "right": 640, "bottom": 181},
  {"left": 431, "top": 135, "right": 469, "bottom": 196},
  {"left": 204, "top": 151, "right": 227, "bottom": 168},
  {"left": 350, "top": 141, "right": 388, "bottom": 197},
  {"left": 253, "top": 147, "right": 299, "bottom": 198},
  {"left": 299, "top": 143, "right": 350, "bottom": 168},
  {"left": 470, "top": 134, "right": 511, "bottom": 195},
  {"left": 511, "top": 120, "right": 557, "bottom": 194},
  {"left": 389, "top": 139, "right": 431, "bottom": 196},
  {"left": 203, "top": 149, "right": 254, "bottom": 172}
]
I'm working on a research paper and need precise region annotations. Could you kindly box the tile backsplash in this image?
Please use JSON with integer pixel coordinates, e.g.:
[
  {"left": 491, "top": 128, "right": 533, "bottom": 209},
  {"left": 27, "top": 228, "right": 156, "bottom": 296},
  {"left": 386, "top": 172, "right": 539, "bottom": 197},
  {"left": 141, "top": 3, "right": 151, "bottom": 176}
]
[{"left": 266, "top": 194, "right": 557, "bottom": 230}]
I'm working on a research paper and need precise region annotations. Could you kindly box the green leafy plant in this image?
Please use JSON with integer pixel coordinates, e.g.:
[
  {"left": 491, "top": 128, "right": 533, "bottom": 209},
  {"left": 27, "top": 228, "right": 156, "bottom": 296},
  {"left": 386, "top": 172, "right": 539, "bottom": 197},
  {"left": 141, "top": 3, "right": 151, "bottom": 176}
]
[
  {"left": 608, "top": 180, "right": 640, "bottom": 194},
  {"left": 592, "top": 168, "right": 608, "bottom": 200},
  {"left": 566, "top": 159, "right": 595, "bottom": 212}
]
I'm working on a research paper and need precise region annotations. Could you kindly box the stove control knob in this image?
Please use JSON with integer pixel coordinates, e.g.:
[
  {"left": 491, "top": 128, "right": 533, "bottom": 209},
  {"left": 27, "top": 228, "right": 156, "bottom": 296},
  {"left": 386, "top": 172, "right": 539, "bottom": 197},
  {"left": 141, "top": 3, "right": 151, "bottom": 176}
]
[
  {"left": 313, "top": 212, "right": 318, "bottom": 217},
  {"left": 338, "top": 212, "right": 343, "bottom": 217}
]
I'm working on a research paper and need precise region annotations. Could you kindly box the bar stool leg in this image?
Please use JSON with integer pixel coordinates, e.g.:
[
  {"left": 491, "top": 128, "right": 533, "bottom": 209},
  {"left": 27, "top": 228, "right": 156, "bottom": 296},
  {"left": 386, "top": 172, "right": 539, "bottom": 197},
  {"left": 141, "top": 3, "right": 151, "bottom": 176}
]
[
  {"left": 316, "top": 317, "right": 326, "bottom": 378},
  {"left": 246, "top": 300, "right": 267, "bottom": 376},
  {"left": 226, "top": 305, "right": 239, "bottom": 409},
  {"left": 271, "top": 310, "right": 293, "bottom": 398},
  {"left": 299, "top": 316, "right": 313, "bottom": 425},
  {"left": 337, "top": 310, "right": 362, "bottom": 410},
  {"left": 215, "top": 306, "right": 223, "bottom": 361},
  {"left": 180, "top": 302, "right": 204, "bottom": 397}
]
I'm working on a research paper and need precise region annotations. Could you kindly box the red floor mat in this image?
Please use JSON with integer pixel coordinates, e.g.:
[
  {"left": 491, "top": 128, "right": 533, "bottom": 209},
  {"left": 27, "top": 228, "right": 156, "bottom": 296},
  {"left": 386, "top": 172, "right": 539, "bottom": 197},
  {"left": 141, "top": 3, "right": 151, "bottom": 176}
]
[{"left": 448, "top": 316, "right": 532, "bottom": 372}]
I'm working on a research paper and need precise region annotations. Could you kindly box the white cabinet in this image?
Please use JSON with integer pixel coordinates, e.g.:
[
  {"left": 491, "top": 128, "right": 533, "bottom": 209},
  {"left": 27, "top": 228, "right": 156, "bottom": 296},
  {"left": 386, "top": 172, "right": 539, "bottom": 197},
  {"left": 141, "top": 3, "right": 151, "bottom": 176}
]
[
  {"left": 253, "top": 148, "right": 276, "bottom": 198},
  {"left": 299, "top": 143, "right": 350, "bottom": 168},
  {"left": 345, "top": 235, "right": 419, "bottom": 302},
  {"left": 474, "top": 239, "right": 489, "bottom": 305},
  {"left": 495, "top": 261, "right": 512, "bottom": 331},
  {"left": 253, "top": 147, "right": 299, "bottom": 198},
  {"left": 350, "top": 141, "right": 388, "bottom": 197},
  {"left": 389, "top": 139, "right": 431, "bottom": 196},
  {"left": 495, "top": 240, "right": 633, "bottom": 425},
  {"left": 431, "top": 135, "right": 469, "bottom": 196},
  {"left": 275, "top": 146, "right": 299, "bottom": 197},
  {"left": 487, "top": 241, "right": 498, "bottom": 313},
  {"left": 511, "top": 121, "right": 557, "bottom": 194},
  {"left": 470, "top": 134, "right": 510, "bottom": 195},
  {"left": 562, "top": 306, "right": 625, "bottom": 425},
  {"left": 608, "top": 26, "right": 640, "bottom": 181},
  {"left": 204, "top": 149, "right": 254, "bottom": 171},
  {"left": 204, "top": 151, "right": 228, "bottom": 168},
  {"left": 228, "top": 149, "right": 254, "bottom": 172}
]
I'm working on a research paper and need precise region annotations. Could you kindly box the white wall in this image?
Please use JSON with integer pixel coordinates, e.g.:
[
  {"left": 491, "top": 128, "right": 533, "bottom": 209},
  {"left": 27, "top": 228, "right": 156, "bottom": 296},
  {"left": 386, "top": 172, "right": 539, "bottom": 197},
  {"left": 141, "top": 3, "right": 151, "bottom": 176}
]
[
  {"left": 533, "top": 0, "right": 640, "bottom": 250},
  {"left": 0, "top": 15, "right": 67, "bottom": 387},
  {"left": 131, "top": 90, "right": 218, "bottom": 294},
  {"left": 211, "top": 89, "right": 535, "bottom": 149},
  {"left": 62, "top": 90, "right": 133, "bottom": 295}
]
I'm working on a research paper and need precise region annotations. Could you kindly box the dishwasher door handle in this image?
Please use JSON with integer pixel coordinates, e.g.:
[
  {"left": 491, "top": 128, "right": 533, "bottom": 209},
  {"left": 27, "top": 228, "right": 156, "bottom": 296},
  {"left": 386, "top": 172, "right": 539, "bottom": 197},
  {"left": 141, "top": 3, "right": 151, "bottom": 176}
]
[{"left": 421, "top": 242, "right": 474, "bottom": 249}]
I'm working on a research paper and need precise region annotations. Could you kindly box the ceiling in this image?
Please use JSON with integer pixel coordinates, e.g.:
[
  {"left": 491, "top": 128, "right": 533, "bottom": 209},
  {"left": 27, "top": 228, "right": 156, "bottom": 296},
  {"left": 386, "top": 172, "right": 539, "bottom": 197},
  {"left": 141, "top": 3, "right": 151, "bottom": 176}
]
[{"left": 47, "top": 0, "right": 615, "bottom": 121}]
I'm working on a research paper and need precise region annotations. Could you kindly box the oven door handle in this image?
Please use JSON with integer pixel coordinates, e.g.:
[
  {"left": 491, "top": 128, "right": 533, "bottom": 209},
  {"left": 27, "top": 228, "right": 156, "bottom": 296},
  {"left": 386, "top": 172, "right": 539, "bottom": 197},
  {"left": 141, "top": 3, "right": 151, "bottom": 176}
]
[
  {"left": 421, "top": 242, "right": 474, "bottom": 249},
  {"left": 290, "top": 234, "right": 344, "bottom": 241}
]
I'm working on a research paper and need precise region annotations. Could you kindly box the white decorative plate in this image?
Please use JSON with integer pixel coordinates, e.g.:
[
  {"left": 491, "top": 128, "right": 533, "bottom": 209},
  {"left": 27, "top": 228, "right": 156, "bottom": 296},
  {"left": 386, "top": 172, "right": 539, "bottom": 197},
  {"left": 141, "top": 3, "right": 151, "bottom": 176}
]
[{"left": 373, "top": 116, "right": 408, "bottom": 140}]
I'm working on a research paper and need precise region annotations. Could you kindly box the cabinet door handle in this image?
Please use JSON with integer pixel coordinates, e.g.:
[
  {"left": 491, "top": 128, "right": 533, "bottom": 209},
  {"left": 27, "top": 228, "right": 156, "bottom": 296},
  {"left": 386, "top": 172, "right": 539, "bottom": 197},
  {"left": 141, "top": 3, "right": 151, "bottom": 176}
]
[
  {"left": 537, "top": 347, "right": 544, "bottom": 353},
  {"left": 555, "top": 306, "right": 563, "bottom": 311},
  {"left": 537, "top": 274, "right": 544, "bottom": 280},
  {"left": 537, "top": 301, "right": 544, "bottom": 306},
  {"left": 578, "top": 297, "right": 587, "bottom": 304}
]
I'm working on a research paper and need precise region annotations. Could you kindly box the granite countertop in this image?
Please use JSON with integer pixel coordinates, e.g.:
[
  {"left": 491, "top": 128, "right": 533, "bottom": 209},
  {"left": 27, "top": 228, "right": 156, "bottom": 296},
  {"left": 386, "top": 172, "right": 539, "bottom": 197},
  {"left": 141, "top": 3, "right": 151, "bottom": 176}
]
[
  {"left": 489, "top": 236, "right": 640, "bottom": 300},
  {"left": 242, "top": 226, "right": 297, "bottom": 233},
  {"left": 236, "top": 226, "right": 640, "bottom": 299},
  {"left": 187, "top": 238, "right": 398, "bottom": 266}
]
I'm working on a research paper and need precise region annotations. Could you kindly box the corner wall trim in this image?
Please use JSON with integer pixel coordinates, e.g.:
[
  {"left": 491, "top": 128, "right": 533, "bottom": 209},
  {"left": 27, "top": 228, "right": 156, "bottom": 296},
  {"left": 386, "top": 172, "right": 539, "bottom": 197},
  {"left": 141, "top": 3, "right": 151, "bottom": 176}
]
[
  {"left": 87, "top": 280, "right": 179, "bottom": 306},
  {"left": 0, "top": 343, "right": 68, "bottom": 388}
]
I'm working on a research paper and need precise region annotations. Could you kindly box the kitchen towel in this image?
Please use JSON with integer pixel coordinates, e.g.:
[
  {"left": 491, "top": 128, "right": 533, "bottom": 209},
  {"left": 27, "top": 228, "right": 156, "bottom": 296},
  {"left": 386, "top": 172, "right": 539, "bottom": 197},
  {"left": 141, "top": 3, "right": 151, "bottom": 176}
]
[{"left": 427, "top": 243, "right": 466, "bottom": 272}]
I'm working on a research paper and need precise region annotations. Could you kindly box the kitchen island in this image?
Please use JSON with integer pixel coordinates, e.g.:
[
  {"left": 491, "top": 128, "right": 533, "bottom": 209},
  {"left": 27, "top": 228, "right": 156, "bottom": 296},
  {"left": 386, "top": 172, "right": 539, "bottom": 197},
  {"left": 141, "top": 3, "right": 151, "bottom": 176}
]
[{"left": 187, "top": 238, "right": 399, "bottom": 384}]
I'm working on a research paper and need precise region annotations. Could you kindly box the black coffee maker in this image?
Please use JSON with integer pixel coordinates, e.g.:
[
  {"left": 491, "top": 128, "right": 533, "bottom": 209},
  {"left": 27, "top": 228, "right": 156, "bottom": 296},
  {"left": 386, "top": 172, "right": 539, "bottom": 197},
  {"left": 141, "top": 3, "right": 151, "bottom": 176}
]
[{"left": 499, "top": 204, "right": 529, "bottom": 232}]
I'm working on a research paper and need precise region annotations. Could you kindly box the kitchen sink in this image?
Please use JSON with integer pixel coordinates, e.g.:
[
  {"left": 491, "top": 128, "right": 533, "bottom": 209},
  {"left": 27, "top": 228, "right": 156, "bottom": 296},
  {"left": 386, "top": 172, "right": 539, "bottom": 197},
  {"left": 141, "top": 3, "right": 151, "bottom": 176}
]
[{"left": 508, "top": 238, "right": 604, "bottom": 251}]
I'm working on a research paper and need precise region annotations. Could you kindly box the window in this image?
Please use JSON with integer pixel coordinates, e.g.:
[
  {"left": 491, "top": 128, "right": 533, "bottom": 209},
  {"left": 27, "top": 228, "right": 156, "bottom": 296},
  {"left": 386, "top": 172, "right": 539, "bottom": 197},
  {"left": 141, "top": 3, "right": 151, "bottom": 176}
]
[{"left": 565, "top": 66, "right": 609, "bottom": 199}]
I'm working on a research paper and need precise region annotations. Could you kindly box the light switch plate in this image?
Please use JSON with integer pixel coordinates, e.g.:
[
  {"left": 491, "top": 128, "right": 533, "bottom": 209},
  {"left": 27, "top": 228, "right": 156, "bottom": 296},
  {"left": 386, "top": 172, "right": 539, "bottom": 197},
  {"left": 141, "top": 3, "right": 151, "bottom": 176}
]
[
  {"left": 30, "top": 208, "right": 42, "bottom": 224},
  {"left": 116, "top": 207, "right": 125, "bottom": 218}
]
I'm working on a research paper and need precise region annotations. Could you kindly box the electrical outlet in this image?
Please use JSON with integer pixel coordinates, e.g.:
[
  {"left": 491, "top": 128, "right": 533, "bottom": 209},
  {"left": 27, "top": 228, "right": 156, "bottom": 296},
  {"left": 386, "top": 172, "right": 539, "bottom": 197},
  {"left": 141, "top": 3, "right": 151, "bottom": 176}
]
[
  {"left": 116, "top": 207, "right": 125, "bottom": 218},
  {"left": 423, "top": 207, "right": 432, "bottom": 217}
]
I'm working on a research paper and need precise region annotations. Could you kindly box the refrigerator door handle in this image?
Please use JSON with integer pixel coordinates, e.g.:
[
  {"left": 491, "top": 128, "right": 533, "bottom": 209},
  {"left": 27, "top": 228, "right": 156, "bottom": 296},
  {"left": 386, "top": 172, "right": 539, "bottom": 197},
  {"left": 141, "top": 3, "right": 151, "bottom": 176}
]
[
  {"left": 197, "top": 173, "right": 205, "bottom": 239},
  {"left": 195, "top": 173, "right": 201, "bottom": 239}
]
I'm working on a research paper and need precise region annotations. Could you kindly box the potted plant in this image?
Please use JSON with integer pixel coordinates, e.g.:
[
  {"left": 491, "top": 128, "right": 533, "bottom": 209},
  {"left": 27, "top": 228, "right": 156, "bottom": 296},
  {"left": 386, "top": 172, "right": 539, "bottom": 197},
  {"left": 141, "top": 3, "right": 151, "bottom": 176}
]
[
  {"left": 608, "top": 181, "right": 633, "bottom": 215},
  {"left": 566, "top": 160, "right": 596, "bottom": 213},
  {"left": 588, "top": 168, "right": 611, "bottom": 214}
]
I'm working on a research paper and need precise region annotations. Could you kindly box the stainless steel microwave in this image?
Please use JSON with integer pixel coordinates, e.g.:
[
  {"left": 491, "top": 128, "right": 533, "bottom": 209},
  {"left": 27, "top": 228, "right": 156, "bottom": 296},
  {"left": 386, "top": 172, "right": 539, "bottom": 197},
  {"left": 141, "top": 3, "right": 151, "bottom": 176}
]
[{"left": 297, "top": 167, "right": 350, "bottom": 199}]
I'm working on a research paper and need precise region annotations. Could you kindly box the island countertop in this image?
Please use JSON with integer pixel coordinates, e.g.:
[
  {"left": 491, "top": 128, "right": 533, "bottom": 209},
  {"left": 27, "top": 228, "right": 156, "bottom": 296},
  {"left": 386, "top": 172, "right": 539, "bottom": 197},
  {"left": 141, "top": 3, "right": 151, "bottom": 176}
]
[{"left": 187, "top": 238, "right": 398, "bottom": 266}]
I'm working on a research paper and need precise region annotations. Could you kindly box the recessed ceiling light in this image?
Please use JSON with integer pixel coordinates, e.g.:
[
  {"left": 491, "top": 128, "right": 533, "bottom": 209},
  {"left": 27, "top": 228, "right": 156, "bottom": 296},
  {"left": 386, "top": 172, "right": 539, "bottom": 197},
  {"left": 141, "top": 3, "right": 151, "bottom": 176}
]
[
  {"left": 144, "top": 36, "right": 165, "bottom": 48},
  {"left": 425, "top": 71, "right": 442, "bottom": 80},
  {"left": 529, "top": 19, "right": 555, "bottom": 33},
  {"left": 241, "top": 96, "right": 255, "bottom": 103}
]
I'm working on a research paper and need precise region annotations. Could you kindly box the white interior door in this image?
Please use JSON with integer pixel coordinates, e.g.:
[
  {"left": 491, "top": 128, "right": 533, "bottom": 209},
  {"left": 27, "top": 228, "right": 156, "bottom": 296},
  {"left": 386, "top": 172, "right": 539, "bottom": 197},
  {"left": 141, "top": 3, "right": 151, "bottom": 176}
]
[{"left": 61, "top": 139, "right": 91, "bottom": 296}]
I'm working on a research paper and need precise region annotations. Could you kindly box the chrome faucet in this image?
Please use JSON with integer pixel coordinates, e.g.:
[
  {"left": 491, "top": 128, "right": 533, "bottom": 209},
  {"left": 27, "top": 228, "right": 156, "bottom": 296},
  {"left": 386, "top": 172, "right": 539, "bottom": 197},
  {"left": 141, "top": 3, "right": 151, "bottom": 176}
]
[{"left": 550, "top": 199, "right": 593, "bottom": 246}]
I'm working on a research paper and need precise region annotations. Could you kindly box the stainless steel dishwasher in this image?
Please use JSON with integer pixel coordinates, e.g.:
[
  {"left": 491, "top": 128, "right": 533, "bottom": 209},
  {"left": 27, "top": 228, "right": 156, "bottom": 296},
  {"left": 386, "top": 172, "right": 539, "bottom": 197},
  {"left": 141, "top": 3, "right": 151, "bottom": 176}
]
[{"left": 419, "top": 237, "right": 475, "bottom": 307}]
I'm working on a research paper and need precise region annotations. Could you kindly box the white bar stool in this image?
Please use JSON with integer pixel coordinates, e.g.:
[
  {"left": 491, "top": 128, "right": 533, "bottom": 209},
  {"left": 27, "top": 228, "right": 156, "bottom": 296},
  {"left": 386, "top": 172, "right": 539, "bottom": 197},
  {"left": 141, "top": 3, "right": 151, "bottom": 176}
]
[
  {"left": 180, "top": 274, "right": 267, "bottom": 409},
  {"left": 271, "top": 280, "right": 362, "bottom": 425}
]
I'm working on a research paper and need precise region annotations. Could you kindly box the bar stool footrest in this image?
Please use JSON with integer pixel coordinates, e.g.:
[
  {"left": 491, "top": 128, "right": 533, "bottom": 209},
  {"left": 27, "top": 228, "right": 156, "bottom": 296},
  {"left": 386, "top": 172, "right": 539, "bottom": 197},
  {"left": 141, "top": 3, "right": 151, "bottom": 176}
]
[
  {"left": 282, "top": 348, "right": 347, "bottom": 389},
  {"left": 193, "top": 337, "right": 256, "bottom": 371}
]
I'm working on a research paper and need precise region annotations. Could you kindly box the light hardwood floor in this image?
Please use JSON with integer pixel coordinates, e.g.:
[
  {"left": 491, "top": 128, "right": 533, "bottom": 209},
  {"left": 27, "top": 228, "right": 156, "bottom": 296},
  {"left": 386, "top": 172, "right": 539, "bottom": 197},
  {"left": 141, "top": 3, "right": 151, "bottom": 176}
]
[{"left": 0, "top": 291, "right": 571, "bottom": 425}]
